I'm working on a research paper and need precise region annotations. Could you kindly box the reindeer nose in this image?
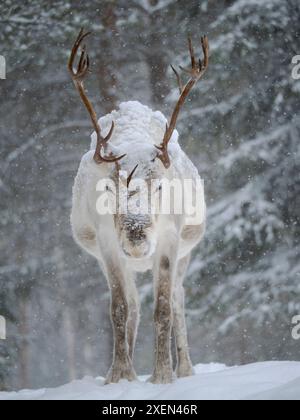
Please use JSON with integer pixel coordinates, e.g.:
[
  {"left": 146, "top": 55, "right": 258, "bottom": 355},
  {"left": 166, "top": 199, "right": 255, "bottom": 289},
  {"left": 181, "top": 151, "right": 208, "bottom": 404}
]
[
  {"left": 128, "top": 229, "right": 147, "bottom": 244},
  {"left": 125, "top": 222, "right": 149, "bottom": 244}
]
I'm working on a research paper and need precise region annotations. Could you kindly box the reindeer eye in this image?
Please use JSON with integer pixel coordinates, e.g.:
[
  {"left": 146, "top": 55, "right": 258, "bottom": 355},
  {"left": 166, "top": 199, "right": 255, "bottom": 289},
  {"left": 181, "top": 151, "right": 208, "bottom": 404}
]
[{"left": 105, "top": 185, "right": 114, "bottom": 193}]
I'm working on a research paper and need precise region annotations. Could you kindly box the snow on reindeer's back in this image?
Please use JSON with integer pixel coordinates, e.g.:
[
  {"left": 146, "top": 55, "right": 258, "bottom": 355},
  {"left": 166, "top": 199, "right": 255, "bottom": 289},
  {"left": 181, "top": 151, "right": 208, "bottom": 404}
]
[{"left": 90, "top": 101, "right": 179, "bottom": 155}]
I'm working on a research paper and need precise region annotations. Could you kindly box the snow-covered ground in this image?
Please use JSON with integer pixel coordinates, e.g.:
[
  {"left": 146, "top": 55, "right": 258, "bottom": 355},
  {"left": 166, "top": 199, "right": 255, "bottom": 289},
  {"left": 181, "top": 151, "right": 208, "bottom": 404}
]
[{"left": 1, "top": 362, "right": 300, "bottom": 400}]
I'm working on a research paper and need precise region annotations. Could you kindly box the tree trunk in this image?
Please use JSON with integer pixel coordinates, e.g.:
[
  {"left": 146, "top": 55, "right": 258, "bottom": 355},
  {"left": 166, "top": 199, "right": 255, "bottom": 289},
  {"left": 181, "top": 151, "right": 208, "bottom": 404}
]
[{"left": 19, "top": 296, "right": 29, "bottom": 389}]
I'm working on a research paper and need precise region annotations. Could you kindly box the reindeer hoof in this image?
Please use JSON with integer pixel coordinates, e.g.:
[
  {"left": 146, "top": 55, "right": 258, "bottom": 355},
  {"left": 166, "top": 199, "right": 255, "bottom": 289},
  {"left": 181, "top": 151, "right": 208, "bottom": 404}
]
[
  {"left": 105, "top": 359, "right": 137, "bottom": 384},
  {"left": 148, "top": 367, "right": 174, "bottom": 384},
  {"left": 176, "top": 363, "right": 194, "bottom": 378}
]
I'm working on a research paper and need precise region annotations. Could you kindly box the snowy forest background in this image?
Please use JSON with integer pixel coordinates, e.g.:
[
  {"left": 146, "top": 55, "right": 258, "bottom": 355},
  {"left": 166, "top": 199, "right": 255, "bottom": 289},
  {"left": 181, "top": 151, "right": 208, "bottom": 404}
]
[{"left": 0, "top": 0, "right": 299, "bottom": 391}]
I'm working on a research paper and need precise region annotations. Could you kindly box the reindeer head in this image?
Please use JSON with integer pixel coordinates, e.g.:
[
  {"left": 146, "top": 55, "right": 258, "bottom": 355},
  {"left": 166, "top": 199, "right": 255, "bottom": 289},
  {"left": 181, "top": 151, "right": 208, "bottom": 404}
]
[
  {"left": 69, "top": 29, "right": 209, "bottom": 259},
  {"left": 113, "top": 164, "right": 160, "bottom": 260}
]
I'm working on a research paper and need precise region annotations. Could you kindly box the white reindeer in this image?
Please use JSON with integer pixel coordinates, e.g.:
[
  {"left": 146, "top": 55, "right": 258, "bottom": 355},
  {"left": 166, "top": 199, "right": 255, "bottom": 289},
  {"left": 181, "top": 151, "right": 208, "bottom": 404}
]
[{"left": 68, "top": 29, "right": 209, "bottom": 384}]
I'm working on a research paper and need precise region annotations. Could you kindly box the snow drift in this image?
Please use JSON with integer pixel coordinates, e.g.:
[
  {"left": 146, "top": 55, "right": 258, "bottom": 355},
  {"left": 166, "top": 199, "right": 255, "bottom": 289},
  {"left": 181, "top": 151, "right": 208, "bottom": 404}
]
[{"left": 1, "top": 362, "right": 300, "bottom": 400}]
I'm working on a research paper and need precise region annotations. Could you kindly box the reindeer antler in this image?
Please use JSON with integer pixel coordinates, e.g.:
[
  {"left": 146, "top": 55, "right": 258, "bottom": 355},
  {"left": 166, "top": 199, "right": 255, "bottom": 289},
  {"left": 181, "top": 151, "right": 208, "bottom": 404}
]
[
  {"left": 68, "top": 29, "right": 126, "bottom": 164},
  {"left": 114, "top": 160, "right": 139, "bottom": 188},
  {"left": 156, "top": 36, "right": 209, "bottom": 168}
]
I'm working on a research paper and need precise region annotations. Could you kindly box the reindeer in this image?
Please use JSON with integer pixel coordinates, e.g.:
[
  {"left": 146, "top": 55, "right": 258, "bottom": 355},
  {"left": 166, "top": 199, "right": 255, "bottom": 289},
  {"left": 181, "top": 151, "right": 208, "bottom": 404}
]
[{"left": 68, "top": 29, "right": 209, "bottom": 384}]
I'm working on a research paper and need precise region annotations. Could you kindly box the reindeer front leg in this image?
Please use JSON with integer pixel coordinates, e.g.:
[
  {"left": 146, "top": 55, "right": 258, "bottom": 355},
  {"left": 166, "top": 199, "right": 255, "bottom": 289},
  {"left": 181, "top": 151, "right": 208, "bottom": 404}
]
[
  {"left": 126, "top": 270, "right": 140, "bottom": 361},
  {"left": 173, "top": 253, "right": 194, "bottom": 377},
  {"left": 104, "top": 262, "right": 137, "bottom": 384},
  {"left": 149, "top": 232, "right": 179, "bottom": 384}
]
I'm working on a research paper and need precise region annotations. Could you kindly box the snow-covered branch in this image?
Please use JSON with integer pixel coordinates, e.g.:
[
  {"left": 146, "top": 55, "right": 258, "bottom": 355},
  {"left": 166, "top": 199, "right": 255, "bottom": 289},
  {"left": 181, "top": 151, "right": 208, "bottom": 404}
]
[{"left": 2, "top": 121, "right": 91, "bottom": 173}]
